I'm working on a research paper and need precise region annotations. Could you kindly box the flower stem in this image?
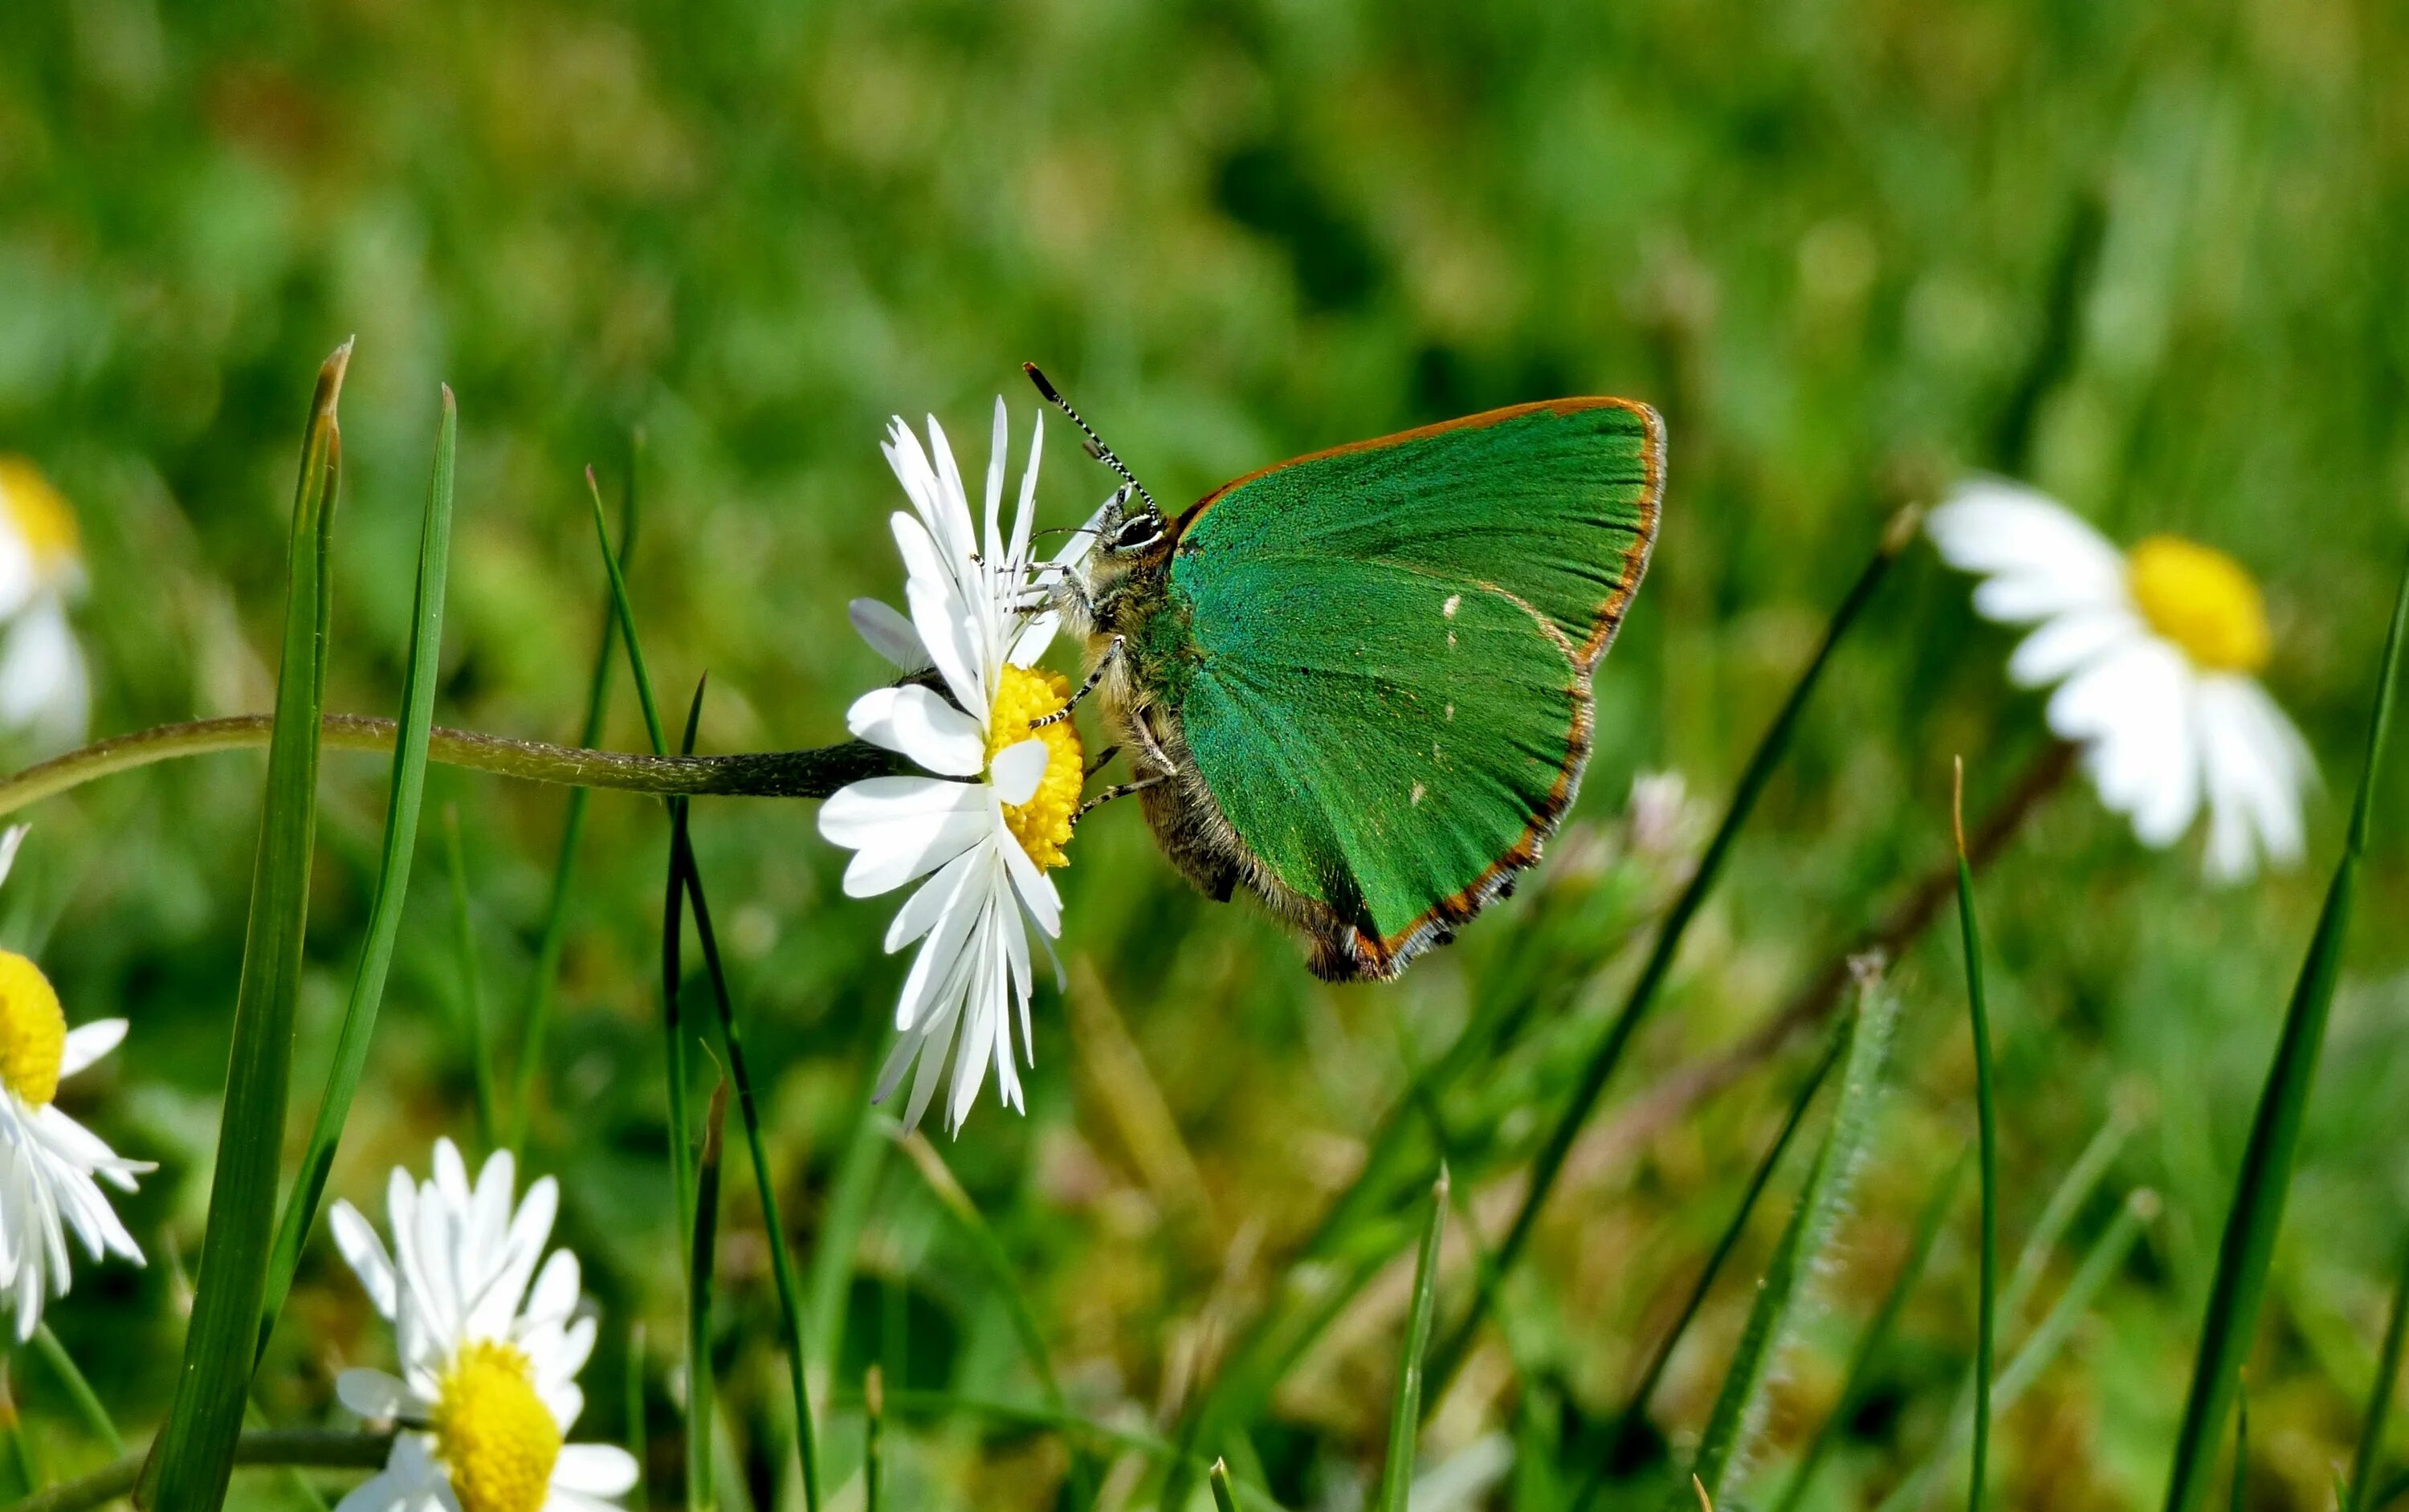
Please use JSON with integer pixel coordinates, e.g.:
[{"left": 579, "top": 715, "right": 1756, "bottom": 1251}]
[
  {"left": 6, "top": 1430, "right": 393, "bottom": 1512},
  {"left": 0, "top": 715, "right": 903, "bottom": 817}
]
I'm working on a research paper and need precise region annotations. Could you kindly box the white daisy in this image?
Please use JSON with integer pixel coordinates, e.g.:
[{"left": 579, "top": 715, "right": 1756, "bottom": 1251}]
[
  {"left": 329, "top": 1139, "right": 638, "bottom": 1512},
  {"left": 0, "top": 823, "right": 150, "bottom": 1339},
  {"left": 0, "top": 459, "right": 91, "bottom": 750},
  {"left": 819, "top": 400, "right": 1097, "bottom": 1135},
  {"left": 1928, "top": 479, "right": 2314, "bottom": 880}
]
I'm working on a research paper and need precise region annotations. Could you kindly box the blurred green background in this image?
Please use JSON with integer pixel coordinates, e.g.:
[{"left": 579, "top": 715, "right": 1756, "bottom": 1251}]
[{"left": 4, "top": 0, "right": 2409, "bottom": 1508}]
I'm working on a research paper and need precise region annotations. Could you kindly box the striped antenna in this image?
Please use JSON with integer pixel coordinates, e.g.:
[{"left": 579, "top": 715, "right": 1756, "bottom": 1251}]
[{"left": 1023, "top": 363, "right": 1159, "bottom": 519}]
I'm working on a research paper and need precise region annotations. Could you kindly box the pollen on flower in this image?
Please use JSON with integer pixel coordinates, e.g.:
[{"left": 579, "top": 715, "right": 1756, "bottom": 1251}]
[
  {"left": 431, "top": 1339, "right": 562, "bottom": 1512},
  {"left": 0, "top": 459, "right": 81, "bottom": 575},
  {"left": 0, "top": 951, "right": 66, "bottom": 1107},
  {"left": 986, "top": 664, "right": 1084, "bottom": 870},
  {"left": 2128, "top": 534, "right": 2271, "bottom": 674}
]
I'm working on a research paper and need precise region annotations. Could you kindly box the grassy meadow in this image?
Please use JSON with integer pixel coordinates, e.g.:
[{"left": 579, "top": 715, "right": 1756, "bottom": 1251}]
[{"left": 2, "top": 1, "right": 2409, "bottom": 1509}]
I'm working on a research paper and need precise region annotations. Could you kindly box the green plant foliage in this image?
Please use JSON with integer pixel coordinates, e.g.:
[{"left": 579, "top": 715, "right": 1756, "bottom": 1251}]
[
  {"left": 1689, "top": 966, "right": 1899, "bottom": 1506},
  {"left": 145, "top": 343, "right": 349, "bottom": 1512},
  {"left": 259, "top": 384, "right": 457, "bottom": 1359},
  {"left": 2162, "top": 552, "right": 2409, "bottom": 1512}
]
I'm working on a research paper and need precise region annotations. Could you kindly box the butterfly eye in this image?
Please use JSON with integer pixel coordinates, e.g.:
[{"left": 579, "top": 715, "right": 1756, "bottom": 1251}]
[{"left": 1109, "top": 515, "right": 1164, "bottom": 552}]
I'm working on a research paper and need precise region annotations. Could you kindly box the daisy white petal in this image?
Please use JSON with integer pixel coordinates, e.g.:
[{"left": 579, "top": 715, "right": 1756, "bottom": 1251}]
[
  {"left": 0, "top": 599, "right": 88, "bottom": 749},
  {"left": 2004, "top": 608, "right": 2141, "bottom": 688},
  {"left": 849, "top": 597, "right": 929, "bottom": 670},
  {"left": 883, "top": 846, "right": 984, "bottom": 955},
  {"left": 983, "top": 397, "right": 1009, "bottom": 562},
  {"left": 332, "top": 1200, "right": 401, "bottom": 1319},
  {"left": 552, "top": 1446, "right": 641, "bottom": 1498},
  {"left": 339, "top": 1367, "right": 418, "bottom": 1420},
  {"left": 846, "top": 684, "right": 985, "bottom": 775},
  {"left": 2197, "top": 674, "right": 2310, "bottom": 879},
  {"left": 1928, "top": 480, "right": 2128, "bottom": 601},
  {"left": 989, "top": 736, "right": 1051, "bottom": 806},
  {"left": 55, "top": 1020, "right": 126, "bottom": 1080}
]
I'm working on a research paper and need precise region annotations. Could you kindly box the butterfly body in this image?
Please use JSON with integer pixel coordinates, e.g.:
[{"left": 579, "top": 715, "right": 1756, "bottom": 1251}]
[{"left": 1059, "top": 394, "right": 1664, "bottom": 981}]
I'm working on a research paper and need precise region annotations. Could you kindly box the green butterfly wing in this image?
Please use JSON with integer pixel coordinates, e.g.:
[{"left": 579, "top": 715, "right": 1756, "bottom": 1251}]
[{"left": 1162, "top": 398, "right": 1663, "bottom": 978}]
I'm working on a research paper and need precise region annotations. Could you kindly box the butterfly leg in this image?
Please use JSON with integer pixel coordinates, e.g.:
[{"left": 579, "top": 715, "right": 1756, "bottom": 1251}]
[
  {"left": 1034, "top": 635, "right": 1123, "bottom": 727},
  {"left": 1083, "top": 744, "right": 1121, "bottom": 778},
  {"left": 1074, "top": 772, "right": 1166, "bottom": 824}
]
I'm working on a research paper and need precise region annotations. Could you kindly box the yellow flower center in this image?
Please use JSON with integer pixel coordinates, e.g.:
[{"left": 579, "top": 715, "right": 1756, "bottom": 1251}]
[
  {"left": 430, "top": 1341, "right": 562, "bottom": 1512},
  {"left": 986, "top": 664, "right": 1084, "bottom": 870},
  {"left": 0, "top": 951, "right": 66, "bottom": 1107},
  {"left": 2127, "top": 534, "right": 2270, "bottom": 674},
  {"left": 0, "top": 459, "right": 81, "bottom": 577}
]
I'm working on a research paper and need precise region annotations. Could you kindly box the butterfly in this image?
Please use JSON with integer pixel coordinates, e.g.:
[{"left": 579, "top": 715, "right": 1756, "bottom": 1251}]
[{"left": 1032, "top": 366, "right": 1663, "bottom": 981}]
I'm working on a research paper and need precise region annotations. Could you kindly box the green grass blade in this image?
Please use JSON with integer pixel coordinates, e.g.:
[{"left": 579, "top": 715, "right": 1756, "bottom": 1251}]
[
  {"left": 2349, "top": 1242, "right": 2409, "bottom": 1511},
  {"left": 2161, "top": 548, "right": 2409, "bottom": 1512},
  {"left": 443, "top": 805, "right": 495, "bottom": 1150},
  {"left": 863, "top": 1368, "right": 885, "bottom": 1512},
  {"left": 673, "top": 784, "right": 824, "bottom": 1511},
  {"left": 1877, "top": 1188, "right": 2158, "bottom": 1512},
  {"left": 1430, "top": 508, "right": 1918, "bottom": 1391},
  {"left": 589, "top": 466, "right": 667, "bottom": 758},
  {"left": 626, "top": 1323, "right": 649, "bottom": 1512},
  {"left": 895, "top": 1132, "right": 1070, "bottom": 1404},
  {"left": 1999, "top": 1107, "right": 2135, "bottom": 1331},
  {"left": 145, "top": 340, "right": 351, "bottom": 1512},
  {"left": 687, "top": 1078, "right": 728, "bottom": 1512},
  {"left": 1689, "top": 966, "right": 1900, "bottom": 1507},
  {"left": 1209, "top": 1458, "right": 1241, "bottom": 1512},
  {"left": 894, "top": 1131, "right": 1092, "bottom": 1505},
  {"left": 1610, "top": 1030, "right": 1844, "bottom": 1463},
  {"left": 805, "top": 1101, "right": 885, "bottom": 1380},
  {"left": 1772, "top": 1155, "right": 1967, "bottom": 1512},
  {"left": 2230, "top": 1392, "right": 2248, "bottom": 1512},
  {"left": 30, "top": 1327, "right": 122, "bottom": 1457},
  {"left": 1953, "top": 762, "right": 1999, "bottom": 1512},
  {"left": 1378, "top": 1168, "right": 1449, "bottom": 1512},
  {"left": 583, "top": 462, "right": 694, "bottom": 1261},
  {"left": 258, "top": 386, "right": 456, "bottom": 1359},
  {"left": 510, "top": 454, "right": 634, "bottom": 1147}
]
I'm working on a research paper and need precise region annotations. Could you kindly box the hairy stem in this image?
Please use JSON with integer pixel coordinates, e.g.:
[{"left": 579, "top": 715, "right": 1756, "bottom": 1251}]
[
  {"left": 0, "top": 715, "right": 903, "bottom": 817},
  {"left": 10, "top": 1430, "right": 393, "bottom": 1512}
]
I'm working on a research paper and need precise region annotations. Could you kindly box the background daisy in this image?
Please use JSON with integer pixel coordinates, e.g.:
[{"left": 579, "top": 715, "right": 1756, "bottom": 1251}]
[
  {"left": 0, "top": 459, "right": 90, "bottom": 751},
  {"left": 1928, "top": 478, "right": 2314, "bottom": 880},
  {"left": 0, "top": 823, "right": 149, "bottom": 1339},
  {"left": 330, "top": 1140, "right": 638, "bottom": 1512}
]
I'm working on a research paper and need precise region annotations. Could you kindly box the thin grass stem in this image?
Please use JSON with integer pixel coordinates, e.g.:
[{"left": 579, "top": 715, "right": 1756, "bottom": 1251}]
[
  {"left": 862, "top": 1367, "right": 884, "bottom": 1512},
  {"left": 673, "top": 793, "right": 824, "bottom": 1511},
  {"left": 443, "top": 805, "right": 495, "bottom": 1151},
  {"left": 257, "top": 387, "right": 454, "bottom": 1361},
  {"left": 145, "top": 340, "right": 349, "bottom": 1512},
  {"left": 0, "top": 718, "right": 899, "bottom": 820},
  {"left": 1428, "top": 508, "right": 1919, "bottom": 1396},
  {"left": 1379, "top": 1168, "right": 1449, "bottom": 1512},
  {"left": 626, "top": 1323, "right": 647, "bottom": 1512},
  {"left": 9, "top": 1430, "right": 391, "bottom": 1512},
  {"left": 1772, "top": 1156, "right": 1968, "bottom": 1512},
  {"left": 1952, "top": 760, "right": 1999, "bottom": 1512},
  {"left": 1209, "top": 1459, "right": 1241, "bottom": 1512},
  {"left": 2160, "top": 549, "right": 2409, "bottom": 1512},
  {"left": 1689, "top": 967, "right": 1899, "bottom": 1507},
  {"left": 26, "top": 1329, "right": 120, "bottom": 1457},
  {"left": 2348, "top": 1241, "right": 2409, "bottom": 1511},
  {"left": 1608, "top": 1029, "right": 1844, "bottom": 1463},
  {"left": 687, "top": 1080, "right": 728, "bottom": 1512}
]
